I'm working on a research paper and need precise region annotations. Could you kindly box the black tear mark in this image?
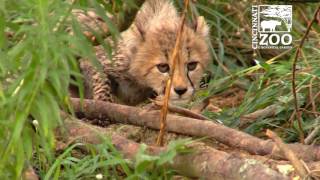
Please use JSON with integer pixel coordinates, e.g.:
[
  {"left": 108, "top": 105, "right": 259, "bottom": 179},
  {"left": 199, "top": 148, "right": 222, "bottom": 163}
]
[{"left": 187, "top": 72, "right": 195, "bottom": 90}]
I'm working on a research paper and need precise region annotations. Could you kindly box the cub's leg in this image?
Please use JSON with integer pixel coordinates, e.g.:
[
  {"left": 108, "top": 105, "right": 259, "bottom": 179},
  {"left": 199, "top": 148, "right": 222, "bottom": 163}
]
[{"left": 79, "top": 60, "right": 114, "bottom": 102}]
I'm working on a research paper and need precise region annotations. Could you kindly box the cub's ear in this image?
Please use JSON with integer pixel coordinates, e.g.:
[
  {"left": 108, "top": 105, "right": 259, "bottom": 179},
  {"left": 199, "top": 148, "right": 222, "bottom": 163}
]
[
  {"left": 194, "top": 16, "right": 209, "bottom": 38},
  {"left": 133, "top": 21, "right": 145, "bottom": 41}
]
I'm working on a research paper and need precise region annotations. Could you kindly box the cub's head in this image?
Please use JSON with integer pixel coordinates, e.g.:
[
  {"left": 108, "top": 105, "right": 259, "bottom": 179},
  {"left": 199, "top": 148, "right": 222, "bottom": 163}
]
[{"left": 128, "top": 1, "right": 210, "bottom": 104}]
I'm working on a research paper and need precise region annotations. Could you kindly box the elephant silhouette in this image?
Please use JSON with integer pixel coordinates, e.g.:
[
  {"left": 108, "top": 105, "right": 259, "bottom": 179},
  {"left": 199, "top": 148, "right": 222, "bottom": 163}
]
[{"left": 260, "top": 20, "right": 281, "bottom": 32}]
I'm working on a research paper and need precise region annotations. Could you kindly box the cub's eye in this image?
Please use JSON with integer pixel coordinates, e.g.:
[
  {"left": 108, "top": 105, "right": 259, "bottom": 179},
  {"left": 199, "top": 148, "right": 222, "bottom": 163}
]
[
  {"left": 187, "top": 61, "right": 198, "bottom": 71},
  {"left": 157, "top": 63, "right": 170, "bottom": 73}
]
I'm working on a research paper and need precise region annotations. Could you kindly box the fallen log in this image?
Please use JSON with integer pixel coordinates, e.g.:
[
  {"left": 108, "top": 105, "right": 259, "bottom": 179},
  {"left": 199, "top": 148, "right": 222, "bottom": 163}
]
[
  {"left": 60, "top": 119, "right": 289, "bottom": 180},
  {"left": 69, "top": 98, "right": 320, "bottom": 162}
]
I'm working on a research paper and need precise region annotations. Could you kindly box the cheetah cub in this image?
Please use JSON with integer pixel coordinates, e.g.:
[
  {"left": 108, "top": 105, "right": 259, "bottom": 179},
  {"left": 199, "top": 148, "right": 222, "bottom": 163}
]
[{"left": 80, "top": 0, "right": 210, "bottom": 105}]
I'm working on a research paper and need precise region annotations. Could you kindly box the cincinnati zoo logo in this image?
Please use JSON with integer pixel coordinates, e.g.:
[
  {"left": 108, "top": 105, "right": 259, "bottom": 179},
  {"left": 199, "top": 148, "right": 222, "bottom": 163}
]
[{"left": 252, "top": 5, "right": 293, "bottom": 49}]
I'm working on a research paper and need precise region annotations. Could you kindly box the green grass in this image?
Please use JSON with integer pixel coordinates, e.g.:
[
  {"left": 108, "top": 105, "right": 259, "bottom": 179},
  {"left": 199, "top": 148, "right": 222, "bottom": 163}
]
[
  {"left": 0, "top": 0, "right": 120, "bottom": 178},
  {"left": 195, "top": 1, "right": 320, "bottom": 142}
]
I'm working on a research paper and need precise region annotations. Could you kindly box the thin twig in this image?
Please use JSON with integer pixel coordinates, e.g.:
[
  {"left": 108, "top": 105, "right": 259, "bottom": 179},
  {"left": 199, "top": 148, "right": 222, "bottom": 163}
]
[
  {"left": 156, "top": 0, "right": 190, "bottom": 146},
  {"left": 266, "top": 129, "right": 309, "bottom": 179},
  {"left": 190, "top": 97, "right": 210, "bottom": 113},
  {"left": 304, "top": 116, "right": 320, "bottom": 145},
  {"left": 291, "top": 6, "right": 320, "bottom": 143},
  {"left": 305, "top": 91, "right": 320, "bottom": 110},
  {"left": 303, "top": 77, "right": 320, "bottom": 144},
  {"left": 308, "top": 77, "right": 318, "bottom": 118},
  {"left": 239, "top": 104, "right": 278, "bottom": 127},
  {"left": 301, "top": 109, "right": 320, "bottom": 116},
  {"left": 153, "top": 100, "right": 212, "bottom": 121}
]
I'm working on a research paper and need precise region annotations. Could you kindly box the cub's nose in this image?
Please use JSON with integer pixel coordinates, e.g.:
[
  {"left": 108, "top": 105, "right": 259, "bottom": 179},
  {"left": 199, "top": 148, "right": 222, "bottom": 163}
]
[{"left": 174, "top": 87, "right": 187, "bottom": 95}]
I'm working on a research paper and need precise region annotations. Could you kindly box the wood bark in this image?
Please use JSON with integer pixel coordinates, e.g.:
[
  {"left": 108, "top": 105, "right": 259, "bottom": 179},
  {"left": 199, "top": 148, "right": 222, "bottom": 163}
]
[
  {"left": 69, "top": 98, "right": 320, "bottom": 162},
  {"left": 59, "top": 119, "right": 289, "bottom": 180},
  {"left": 266, "top": 130, "right": 308, "bottom": 178}
]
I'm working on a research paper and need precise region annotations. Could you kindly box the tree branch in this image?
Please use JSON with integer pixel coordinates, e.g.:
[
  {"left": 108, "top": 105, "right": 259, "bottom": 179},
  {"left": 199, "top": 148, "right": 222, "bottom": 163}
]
[
  {"left": 59, "top": 118, "right": 289, "bottom": 179},
  {"left": 69, "top": 98, "right": 320, "bottom": 162}
]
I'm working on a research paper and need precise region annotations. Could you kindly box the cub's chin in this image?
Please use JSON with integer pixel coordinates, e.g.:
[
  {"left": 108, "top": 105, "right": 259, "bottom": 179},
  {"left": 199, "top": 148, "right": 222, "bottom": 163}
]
[
  {"left": 157, "top": 96, "right": 191, "bottom": 105},
  {"left": 154, "top": 94, "right": 192, "bottom": 105},
  {"left": 169, "top": 98, "right": 191, "bottom": 105}
]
